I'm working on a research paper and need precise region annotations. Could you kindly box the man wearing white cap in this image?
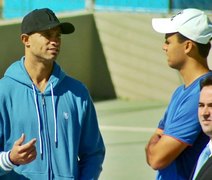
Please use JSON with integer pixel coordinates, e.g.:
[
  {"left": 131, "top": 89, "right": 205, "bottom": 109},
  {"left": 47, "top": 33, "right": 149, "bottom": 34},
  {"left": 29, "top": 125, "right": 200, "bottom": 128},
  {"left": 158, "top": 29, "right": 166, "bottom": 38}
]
[{"left": 145, "top": 8, "right": 212, "bottom": 180}]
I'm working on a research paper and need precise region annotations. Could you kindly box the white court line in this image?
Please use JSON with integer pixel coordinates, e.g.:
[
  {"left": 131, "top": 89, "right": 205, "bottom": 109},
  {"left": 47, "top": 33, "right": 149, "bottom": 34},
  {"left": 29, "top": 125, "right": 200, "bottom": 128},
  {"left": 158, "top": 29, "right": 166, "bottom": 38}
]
[{"left": 100, "top": 125, "right": 155, "bottom": 132}]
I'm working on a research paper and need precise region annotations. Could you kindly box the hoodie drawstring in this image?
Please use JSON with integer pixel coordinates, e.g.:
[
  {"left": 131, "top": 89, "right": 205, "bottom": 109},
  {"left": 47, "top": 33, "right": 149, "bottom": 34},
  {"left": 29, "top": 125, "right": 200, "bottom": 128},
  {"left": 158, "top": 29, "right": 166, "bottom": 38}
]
[
  {"left": 32, "top": 83, "right": 58, "bottom": 156},
  {"left": 32, "top": 84, "right": 43, "bottom": 156}
]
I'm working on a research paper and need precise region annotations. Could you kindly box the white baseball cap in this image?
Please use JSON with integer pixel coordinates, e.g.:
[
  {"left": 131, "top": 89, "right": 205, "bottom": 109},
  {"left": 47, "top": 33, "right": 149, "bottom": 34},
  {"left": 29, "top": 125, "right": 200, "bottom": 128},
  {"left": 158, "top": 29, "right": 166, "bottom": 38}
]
[{"left": 152, "top": 8, "right": 212, "bottom": 44}]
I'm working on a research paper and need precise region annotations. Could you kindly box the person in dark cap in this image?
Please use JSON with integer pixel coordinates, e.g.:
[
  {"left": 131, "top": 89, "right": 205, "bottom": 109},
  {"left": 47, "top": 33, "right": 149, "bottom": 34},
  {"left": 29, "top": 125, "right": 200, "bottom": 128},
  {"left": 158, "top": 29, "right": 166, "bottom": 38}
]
[{"left": 0, "top": 8, "right": 105, "bottom": 180}]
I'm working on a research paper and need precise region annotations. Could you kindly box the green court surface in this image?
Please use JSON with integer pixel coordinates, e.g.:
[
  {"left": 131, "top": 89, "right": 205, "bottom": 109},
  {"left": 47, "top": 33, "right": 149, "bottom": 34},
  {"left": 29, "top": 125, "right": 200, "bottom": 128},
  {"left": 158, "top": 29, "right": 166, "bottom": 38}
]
[{"left": 95, "top": 99, "right": 168, "bottom": 180}]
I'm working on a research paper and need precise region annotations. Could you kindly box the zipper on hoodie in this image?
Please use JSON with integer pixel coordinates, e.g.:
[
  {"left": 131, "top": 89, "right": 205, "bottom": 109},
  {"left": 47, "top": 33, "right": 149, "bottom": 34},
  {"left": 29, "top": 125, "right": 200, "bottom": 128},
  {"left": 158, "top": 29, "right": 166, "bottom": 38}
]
[{"left": 42, "top": 94, "right": 53, "bottom": 179}]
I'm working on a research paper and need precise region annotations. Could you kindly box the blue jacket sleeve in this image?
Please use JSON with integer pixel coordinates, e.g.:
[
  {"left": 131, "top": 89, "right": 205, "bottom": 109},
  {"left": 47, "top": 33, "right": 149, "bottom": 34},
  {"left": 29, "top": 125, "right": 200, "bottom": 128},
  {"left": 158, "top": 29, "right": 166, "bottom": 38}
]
[{"left": 78, "top": 96, "right": 105, "bottom": 180}]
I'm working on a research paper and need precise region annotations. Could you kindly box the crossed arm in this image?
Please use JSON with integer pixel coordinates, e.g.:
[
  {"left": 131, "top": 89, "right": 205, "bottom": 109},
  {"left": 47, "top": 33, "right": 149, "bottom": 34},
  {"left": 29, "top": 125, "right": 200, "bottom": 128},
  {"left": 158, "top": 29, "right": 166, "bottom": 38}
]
[{"left": 145, "top": 128, "right": 188, "bottom": 170}]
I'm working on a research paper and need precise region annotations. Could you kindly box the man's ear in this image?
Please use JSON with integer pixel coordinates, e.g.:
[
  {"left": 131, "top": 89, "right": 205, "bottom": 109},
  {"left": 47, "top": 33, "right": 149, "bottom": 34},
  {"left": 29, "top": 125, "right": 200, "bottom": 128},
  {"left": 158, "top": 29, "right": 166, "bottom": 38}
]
[
  {"left": 184, "top": 40, "right": 194, "bottom": 54},
  {"left": 21, "top": 34, "right": 30, "bottom": 47}
]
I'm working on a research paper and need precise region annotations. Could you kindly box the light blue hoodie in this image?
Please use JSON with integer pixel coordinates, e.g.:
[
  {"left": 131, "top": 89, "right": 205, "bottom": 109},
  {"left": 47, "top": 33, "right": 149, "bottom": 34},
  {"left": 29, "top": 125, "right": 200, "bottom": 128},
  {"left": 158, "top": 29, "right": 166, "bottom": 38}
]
[{"left": 0, "top": 57, "right": 105, "bottom": 180}]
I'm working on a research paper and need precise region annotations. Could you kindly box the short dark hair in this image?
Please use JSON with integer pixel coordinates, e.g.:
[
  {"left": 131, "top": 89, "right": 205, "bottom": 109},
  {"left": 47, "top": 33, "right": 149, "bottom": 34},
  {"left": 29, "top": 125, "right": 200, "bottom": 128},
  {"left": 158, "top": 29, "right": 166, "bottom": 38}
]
[
  {"left": 177, "top": 33, "right": 211, "bottom": 58},
  {"left": 200, "top": 76, "right": 212, "bottom": 90}
]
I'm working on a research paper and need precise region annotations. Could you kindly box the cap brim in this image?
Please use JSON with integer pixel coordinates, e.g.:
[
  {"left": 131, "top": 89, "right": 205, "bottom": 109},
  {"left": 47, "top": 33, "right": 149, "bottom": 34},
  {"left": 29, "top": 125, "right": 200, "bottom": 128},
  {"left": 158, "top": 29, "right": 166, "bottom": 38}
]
[
  {"left": 152, "top": 18, "right": 177, "bottom": 34},
  {"left": 60, "top": 22, "right": 75, "bottom": 34}
]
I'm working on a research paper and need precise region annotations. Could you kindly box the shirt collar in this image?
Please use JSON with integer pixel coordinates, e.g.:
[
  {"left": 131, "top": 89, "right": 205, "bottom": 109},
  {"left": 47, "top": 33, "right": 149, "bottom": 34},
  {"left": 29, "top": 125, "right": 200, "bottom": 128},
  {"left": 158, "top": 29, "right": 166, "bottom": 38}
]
[{"left": 208, "top": 140, "right": 212, "bottom": 156}]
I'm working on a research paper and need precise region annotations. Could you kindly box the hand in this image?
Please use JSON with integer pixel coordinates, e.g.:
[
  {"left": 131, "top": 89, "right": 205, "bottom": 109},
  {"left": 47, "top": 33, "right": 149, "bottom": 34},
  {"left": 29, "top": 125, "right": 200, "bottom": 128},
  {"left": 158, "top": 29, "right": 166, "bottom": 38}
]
[
  {"left": 148, "top": 133, "right": 161, "bottom": 145},
  {"left": 9, "top": 134, "right": 37, "bottom": 165},
  {"left": 145, "top": 132, "right": 162, "bottom": 165},
  {"left": 146, "top": 133, "right": 161, "bottom": 150}
]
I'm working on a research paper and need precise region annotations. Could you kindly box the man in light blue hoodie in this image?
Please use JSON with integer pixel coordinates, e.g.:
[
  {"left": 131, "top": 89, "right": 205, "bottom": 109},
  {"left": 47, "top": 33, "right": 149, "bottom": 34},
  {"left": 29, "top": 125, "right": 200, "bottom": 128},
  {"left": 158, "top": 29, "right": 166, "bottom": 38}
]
[{"left": 0, "top": 8, "right": 105, "bottom": 180}]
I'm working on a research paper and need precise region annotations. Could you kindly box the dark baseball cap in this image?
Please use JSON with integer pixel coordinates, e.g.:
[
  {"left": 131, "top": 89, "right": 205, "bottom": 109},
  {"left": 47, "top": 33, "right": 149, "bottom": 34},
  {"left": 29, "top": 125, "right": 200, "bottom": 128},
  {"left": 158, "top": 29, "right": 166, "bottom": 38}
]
[{"left": 21, "top": 8, "right": 75, "bottom": 34}]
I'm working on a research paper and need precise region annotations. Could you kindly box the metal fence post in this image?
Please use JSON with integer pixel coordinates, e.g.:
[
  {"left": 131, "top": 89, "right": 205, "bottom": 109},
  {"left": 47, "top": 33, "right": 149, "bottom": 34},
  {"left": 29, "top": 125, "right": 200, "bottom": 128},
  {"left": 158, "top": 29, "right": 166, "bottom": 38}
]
[{"left": 85, "top": 0, "right": 95, "bottom": 11}]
